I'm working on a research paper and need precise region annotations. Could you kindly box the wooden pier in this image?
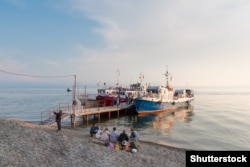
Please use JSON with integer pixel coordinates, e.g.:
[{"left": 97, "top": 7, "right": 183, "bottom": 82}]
[{"left": 40, "top": 102, "right": 135, "bottom": 127}]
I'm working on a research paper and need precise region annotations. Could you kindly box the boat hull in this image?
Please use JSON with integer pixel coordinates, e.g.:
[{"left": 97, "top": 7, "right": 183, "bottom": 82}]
[{"left": 134, "top": 98, "right": 193, "bottom": 115}]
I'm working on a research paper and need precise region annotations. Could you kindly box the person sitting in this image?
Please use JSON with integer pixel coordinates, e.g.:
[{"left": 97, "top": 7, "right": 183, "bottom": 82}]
[
  {"left": 89, "top": 123, "right": 99, "bottom": 137},
  {"left": 118, "top": 130, "right": 129, "bottom": 149},
  {"left": 129, "top": 128, "right": 140, "bottom": 141},
  {"left": 101, "top": 127, "right": 110, "bottom": 141},
  {"left": 95, "top": 127, "right": 103, "bottom": 139},
  {"left": 109, "top": 127, "right": 119, "bottom": 143}
]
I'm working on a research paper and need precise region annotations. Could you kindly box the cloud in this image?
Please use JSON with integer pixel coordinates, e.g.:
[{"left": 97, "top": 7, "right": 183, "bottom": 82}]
[
  {"left": 62, "top": 0, "right": 250, "bottom": 86},
  {"left": 2, "top": 0, "right": 250, "bottom": 87}
]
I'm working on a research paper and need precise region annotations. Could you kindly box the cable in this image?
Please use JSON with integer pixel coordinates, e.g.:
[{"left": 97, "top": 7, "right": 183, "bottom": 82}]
[{"left": 0, "top": 68, "right": 75, "bottom": 78}]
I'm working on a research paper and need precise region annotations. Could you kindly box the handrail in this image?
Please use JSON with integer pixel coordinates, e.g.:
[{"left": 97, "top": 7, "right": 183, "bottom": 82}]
[{"left": 40, "top": 100, "right": 121, "bottom": 125}]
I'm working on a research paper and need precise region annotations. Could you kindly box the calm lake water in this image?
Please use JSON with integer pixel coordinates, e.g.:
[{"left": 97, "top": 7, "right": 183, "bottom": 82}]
[{"left": 0, "top": 87, "right": 250, "bottom": 150}]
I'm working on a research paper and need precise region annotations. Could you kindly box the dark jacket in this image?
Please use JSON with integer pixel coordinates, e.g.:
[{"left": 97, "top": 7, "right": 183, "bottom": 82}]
[
  {"left": 54, "top": 112, "right": 62, "bottom": 122},
  {"left": 90, "top": 125, "right": 99, "bottom": 134},
  {"left": 118, "top": 133, "right": 129, "bottom": 142}
]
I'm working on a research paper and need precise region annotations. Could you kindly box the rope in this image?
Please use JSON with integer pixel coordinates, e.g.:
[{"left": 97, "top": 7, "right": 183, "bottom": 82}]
[{"left": 0, "top": 68, "right": 74, "bottom": 78}]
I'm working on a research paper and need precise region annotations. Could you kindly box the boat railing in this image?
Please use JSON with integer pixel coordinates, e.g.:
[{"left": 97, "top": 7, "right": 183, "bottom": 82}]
[
  {"left": 78, "top": 93, "right": 97, "bottom": 99},
  {"left": 145, "top": 93, "right": 161, "bottom": 99}
]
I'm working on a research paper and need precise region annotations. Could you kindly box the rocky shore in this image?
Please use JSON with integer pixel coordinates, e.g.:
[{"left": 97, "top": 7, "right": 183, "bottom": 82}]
[{"left": 0, "top": 119, "right": 186, "bottom": 167}]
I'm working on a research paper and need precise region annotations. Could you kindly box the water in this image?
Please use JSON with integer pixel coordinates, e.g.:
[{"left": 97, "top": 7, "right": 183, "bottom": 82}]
[{"left": 0, "top": 87, "right": 250, "bottom": 150}]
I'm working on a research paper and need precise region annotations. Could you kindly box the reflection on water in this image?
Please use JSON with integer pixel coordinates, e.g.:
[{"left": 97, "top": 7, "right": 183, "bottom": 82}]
[
  {"left": 135, "top": 106, "right": 194, "bottom": 137},
  {"left": 78, "top": 105, "right": 195, "bottom": 144}
]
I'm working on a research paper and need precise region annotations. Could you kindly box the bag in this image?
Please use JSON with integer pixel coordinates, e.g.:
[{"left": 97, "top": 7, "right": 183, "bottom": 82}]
[
  {"left": 104, "top": 142, "right": 109, "bottom": 147},
  {"left": 131, "top": 148, "right": 137, "bottom": 153},
  {"left": 109, "top": 143, "right": 114, "bottom": 149},
  {"left": 115, "top": 143, "right": 120, "bottom": 150},
  {"left": 122, "top": 140, "right": 129, "bottom": 146},
  {"left": 124, "top": 145, "right": 130, "bottom": 152}
]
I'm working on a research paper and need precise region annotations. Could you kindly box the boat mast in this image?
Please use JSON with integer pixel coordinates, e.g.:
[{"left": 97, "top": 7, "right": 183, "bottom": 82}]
[
  {"left": 164, "top": 66, "right": 169, "bottom": 88},
  {"left": 139, "top": 72, "right": 144, "bottom": 84},
  {"left": 116, "top": 68, "right": 120, "bottom": 87}
]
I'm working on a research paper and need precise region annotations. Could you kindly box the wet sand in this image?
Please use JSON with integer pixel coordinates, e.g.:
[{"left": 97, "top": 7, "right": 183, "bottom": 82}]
[{"left": 0, "top": 119, "right": 186, "bottom": 167}]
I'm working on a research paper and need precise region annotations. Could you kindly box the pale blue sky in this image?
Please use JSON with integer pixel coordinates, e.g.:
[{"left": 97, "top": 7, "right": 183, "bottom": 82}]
[{"left": 1, "top": 0, "right": 250, "bottom": 88}]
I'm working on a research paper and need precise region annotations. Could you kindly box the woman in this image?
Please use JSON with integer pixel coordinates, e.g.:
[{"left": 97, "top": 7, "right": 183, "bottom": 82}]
[{"left": 101, "top": 127, "right": 110, "bottom": 141}]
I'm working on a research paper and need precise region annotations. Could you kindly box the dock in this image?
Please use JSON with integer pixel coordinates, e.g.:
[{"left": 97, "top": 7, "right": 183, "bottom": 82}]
[{"left": 40, "top": 101, "right": 135, "bottom": 126}]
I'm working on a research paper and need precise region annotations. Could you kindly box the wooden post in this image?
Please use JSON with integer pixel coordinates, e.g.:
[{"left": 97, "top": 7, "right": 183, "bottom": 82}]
[
  {"left": 109, "top": 112, "right": 110, "bottom": 120},
  {"left": 98, "top": 113, "right": 100, "bottom": 123},
  {"left": 117, "top": 110, "right": 119, "bottom": 118}
]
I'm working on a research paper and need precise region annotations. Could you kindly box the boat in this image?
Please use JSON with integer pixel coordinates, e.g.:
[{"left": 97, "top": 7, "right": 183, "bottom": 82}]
[
  {"left": 77, "top": 71, "right": 147, "bottom": 107},
  {"left": 77, "top": 84, "right": 146, "bottom": 107},
  {"left": 67, "top": 87, "right": 72, "bottom": 92},
  {"left": 133, "top": 69, "right": 194, "bottom": 115}
]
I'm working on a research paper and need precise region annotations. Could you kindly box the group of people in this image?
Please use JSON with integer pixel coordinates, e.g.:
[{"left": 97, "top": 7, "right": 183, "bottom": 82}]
[{"left": 89, "top": 124, "right": 140, "bottom": 150}]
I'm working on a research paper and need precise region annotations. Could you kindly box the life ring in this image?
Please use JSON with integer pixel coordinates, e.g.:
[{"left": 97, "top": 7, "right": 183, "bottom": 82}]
[{"left": 72, "top": 100, "right": 77, "bottom": 105}]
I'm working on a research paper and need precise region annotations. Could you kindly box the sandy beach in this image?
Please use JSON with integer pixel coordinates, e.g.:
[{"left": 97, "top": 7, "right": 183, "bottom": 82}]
[{"left": 0, "top": 119, "right": 186, "bottom": 167}]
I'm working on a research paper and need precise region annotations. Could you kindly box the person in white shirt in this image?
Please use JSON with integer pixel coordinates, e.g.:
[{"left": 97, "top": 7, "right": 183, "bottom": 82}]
[{"left": 101, "top": 127, "right": 110, "bottom": 141}]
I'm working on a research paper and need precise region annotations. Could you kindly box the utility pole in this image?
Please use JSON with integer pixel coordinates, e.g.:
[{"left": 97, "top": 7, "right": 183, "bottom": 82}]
[{"left": 72, "top": 75, "right": 77, "bottom": 128}]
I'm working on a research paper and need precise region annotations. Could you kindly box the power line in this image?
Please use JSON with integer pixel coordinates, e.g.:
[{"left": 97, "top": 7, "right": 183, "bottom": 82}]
[{"left": 0, "top": 68, "right": 75, "bottom": 78}]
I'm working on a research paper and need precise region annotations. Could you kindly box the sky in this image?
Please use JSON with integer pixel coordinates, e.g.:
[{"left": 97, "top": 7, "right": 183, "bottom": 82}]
[{"left": 1, "top": 0, "right": 250, "bottom": 88}]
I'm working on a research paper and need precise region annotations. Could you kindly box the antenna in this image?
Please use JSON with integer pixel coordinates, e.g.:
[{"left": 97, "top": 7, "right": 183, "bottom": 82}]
[
  {"left": 116, "top": 68, "right": 120, "bottom": 87},
  {"left": 139, "top": 72, "right": 144, "bottom": 84},
  {"left": 164, "top": 65, "right": 169, "bottom": 88}
]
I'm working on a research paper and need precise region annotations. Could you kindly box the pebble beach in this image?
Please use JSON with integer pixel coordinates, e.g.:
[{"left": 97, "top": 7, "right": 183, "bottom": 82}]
[{"left": 0, "top": 119, "right": 186, "bottom": 167}]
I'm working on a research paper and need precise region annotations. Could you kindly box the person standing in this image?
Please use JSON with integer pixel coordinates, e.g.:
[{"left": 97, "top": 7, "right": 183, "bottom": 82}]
[{"left": 54, "top": 110, "right": 63, "bottom": 132}]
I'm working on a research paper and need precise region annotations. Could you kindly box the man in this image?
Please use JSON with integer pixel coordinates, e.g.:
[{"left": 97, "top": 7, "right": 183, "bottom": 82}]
[
  {"left": 90, "top": 123, "right": 99, "bottom": 137},
  {"left": 54, "top": 110, "right": 63, "bottom": 132},
  {"left": 109, "top": 127, "right": 119, "bottom": 143},
  {"left": 129, "top": 128, "right": 140, "bottom": 141}
]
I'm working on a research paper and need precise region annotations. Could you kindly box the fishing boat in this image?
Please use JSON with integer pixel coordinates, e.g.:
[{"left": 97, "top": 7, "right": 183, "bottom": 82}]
[
  {"left": 78, "top": 83, "right": 146, "bottom": 107},
  {"left": 133, "top": 69, "right": 194, "bottom": 115}
]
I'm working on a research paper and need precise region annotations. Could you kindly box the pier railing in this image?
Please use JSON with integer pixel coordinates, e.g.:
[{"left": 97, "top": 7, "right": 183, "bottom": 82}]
[
  {"left": 40, "top": 100, "right": 121, "bottom": 125},
  {"left": 40, "top": 101, "right": 79, "bottom": 125}
]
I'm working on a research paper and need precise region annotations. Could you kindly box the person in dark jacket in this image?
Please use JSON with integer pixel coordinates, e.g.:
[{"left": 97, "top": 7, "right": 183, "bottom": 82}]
[
  {"left": 90, "top": 123, "right": 99, "bottom": 137},
  {"left": 118, "top": 130, "right": 129, "bottom": 143},
  {"left": 54, "top": 110, "right": 63, "bottom": 132},
  {"left": 118, "top": 130, "right": 129, "bottom": 150}
]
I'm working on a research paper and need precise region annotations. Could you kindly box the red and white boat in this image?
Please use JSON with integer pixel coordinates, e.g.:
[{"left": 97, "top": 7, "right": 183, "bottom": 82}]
[{"left": 77, "top": 83, "right": 146, "bottom": 107}]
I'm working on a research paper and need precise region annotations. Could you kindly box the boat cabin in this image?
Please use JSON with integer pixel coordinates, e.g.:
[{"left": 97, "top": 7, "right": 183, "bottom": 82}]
[{"left": 174, "top": 89, "right": 194, "bottom": 98}]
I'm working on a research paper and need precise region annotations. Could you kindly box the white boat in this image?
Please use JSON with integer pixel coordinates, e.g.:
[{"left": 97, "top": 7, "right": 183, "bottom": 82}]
[{"left": 133, "top": 69, "right": 194, "bottom": 115}]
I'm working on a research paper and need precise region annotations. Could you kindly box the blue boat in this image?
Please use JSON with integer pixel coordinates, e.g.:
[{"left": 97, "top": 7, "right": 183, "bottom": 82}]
[{"left": 133, "top": 69, "right": 194, "bottom": 115}]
